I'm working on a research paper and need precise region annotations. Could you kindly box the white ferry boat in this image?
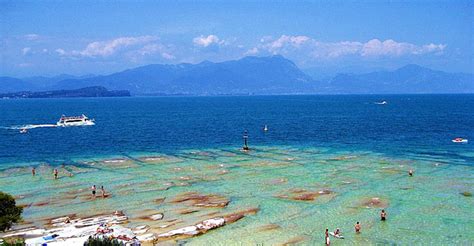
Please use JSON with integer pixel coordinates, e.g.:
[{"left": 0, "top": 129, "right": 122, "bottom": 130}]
[{"left": 57, "top": 114, "right": 95, "bottom": 127}]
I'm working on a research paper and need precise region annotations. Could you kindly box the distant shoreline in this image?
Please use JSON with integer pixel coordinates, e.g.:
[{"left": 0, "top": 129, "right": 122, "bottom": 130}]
[{"left": 0, "top": 86, "right": 130, "bottom": 99}]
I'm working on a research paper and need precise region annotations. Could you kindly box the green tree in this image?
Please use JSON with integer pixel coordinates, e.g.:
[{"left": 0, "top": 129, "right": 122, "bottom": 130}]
[
  {"left": 0, "top": 191, "right": 23, "bottom": 232},
  {"left": 83, "top": 236, "right": 125, "bottom": 246}
]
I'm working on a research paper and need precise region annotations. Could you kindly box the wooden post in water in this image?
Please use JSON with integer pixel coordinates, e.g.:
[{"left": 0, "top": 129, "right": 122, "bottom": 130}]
[{"left": 243, "top": 130, "right": 249, "bottom": 151}]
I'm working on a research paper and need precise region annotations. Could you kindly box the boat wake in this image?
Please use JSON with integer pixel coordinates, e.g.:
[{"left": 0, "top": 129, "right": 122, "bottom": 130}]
[{"left": 6, "top": 124, "right": 58, "bottom": 130}]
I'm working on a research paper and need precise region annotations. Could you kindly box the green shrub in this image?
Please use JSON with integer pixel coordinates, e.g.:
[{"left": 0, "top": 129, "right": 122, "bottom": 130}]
[
  {"left": 1, "top": 237, "right": 25, "bottom": 246},
  {"left": 83, "top": 236, "right": 125, "bottom": 246},
  {"left": 0, "top": 192, "right": 23, "bottom": 232}
]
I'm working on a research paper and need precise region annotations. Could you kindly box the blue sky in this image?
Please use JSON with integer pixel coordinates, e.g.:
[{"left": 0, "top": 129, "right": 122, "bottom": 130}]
[{"left": 1, "top": 0, "right": 473, "bottom": 77}]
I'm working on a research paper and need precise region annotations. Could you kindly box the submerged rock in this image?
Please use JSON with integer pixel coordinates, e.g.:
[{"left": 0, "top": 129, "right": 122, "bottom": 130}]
[
  {"left": 276, "top": 189, "right": 333, "bottom": 202},
  {"left": 281, "top": 235, "right": 308, "bottom": 245},
  {"left": 223, "top": 208, "right": 259, "bottom": 223},
  {"left": 139, "top": 154, "right": 182, "bottom": 164},
  {"left": 265, "top": 178, "right": 288, "bottom": 185},
  {"left": 154, "top": 197, "right": 166, "bottom": 204},
  {"left": 170, "top": 192, "right": 230, "bottom": 208},
  {"left": 258, "top": 224, "right": 281, "bottom": 232},
  {"left": 178, "top": 209, "right": 199, "bottom": 215},
  {"left": 97, "top": 158, "right": 138, "bottom": 169},
  {"left": 361, "top": 197, "right": 389, "bottom": 208},
  {"left": 329, "top": 155, "right": 357, "bottom": 161},
  {"left": 460, "top": 191, "right": 472, "bottom": 197}
]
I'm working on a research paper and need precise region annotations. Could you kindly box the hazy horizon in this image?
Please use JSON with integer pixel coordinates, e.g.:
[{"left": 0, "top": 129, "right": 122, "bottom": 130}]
[{"left": 4, "top": 55, "right": 472, "bottom": 80}]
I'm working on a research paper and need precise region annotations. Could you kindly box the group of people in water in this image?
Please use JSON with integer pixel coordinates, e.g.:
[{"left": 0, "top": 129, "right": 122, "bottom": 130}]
[
  {"left": 325, "top": 209, "right": 388, "bottom": 245},
  {"left": 31, "top": 166, "right": 109, "bottom": 198},
  {"left": 91, "top": 185, "right": 108, "bottom": 198},
  {"left": 324, "top": 169, "right": 413, "bottom": 245},
  {"left": 31, "top": 166, "right": 74, "bottom": 179}
]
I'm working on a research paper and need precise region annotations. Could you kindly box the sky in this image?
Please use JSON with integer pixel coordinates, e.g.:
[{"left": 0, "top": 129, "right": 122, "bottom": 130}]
[{"left": 1, "top": 0, "right": 473, "bottom": 77}]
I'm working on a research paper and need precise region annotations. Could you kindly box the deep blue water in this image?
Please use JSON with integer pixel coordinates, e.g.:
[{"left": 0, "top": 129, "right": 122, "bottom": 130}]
[{"left": 0, "top": 95, "right": 473, "bottom": 167}]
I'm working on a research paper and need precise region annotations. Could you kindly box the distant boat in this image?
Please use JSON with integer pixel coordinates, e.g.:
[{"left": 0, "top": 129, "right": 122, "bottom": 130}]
[
  {"left": 263, "top": 125, "right": 268, "bottom": 132},
  {"left": 452, "top": 137, "right": 468, "bottom": 143},
  {"left": 57, "top": 114, "right": 95, "bottom": 127},
  {"left": 375, "top": 100, "right": 388, "bottom": 105}
]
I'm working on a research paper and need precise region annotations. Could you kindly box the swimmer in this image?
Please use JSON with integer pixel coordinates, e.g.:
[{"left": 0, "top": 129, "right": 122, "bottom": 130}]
[
  {"left": 409, "top": 169, "right": 414, "bottom": 177},
  {"left": 100, "top": 186, "right": 105, "bottom": 198},
  {"left": 91, "top": 185, "right": 96, "bottom": 198},
  {"left": 32, "top": 167, "right": 36, "bottom": 176},
  {"left": 53, "top": 168, "right": 58, "bottom": 179},
  {"left": 333, "top": 228, "right": 341, "bottom": 236},
  {"left": 325, "top": 228, "right": 330, "bottom": 245},
  {"left": 355, "top": 221, "right": 361, "bottom": 233},
  {"left": 381, "top": 209, "right": 387, "bottom": 221}
]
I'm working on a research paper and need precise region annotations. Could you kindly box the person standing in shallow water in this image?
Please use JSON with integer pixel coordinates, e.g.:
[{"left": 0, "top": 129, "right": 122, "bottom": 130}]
[
  {"left": 53, "top": 168, "right": 58, "bottom": 179},
  {"left": 91, "top": 185, "right": 96, "bottom": 198},
  {"left": 325, "top": 228, "right": 330, "bottom": 245},
  {"left": 409, "top": 169, "right": 414, "bottom": 176},
  {"left": 355, "top": 222, "right": 361, "bottom": 233},
  {"left": 100, "top": 186, "right": 105, "bottom": 198},
  {"left": 381, "top": 209, "right": 387, "bottom": 221},
  {"left": 32, "top": 167, "right": 36, "bottom": 176}
]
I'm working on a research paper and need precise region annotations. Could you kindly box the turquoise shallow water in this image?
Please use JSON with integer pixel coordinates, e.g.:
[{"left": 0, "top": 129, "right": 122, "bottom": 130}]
[
  {"left": 0, "top": 95, "right": 473, "bottom": 244},
  {"left": 1, "top": 146, "right": 473, "bottom": 245}
]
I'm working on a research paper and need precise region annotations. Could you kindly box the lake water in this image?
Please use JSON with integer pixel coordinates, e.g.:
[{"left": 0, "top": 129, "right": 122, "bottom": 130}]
[{"left": 0, "top": 95, "right": 473, "bottom": 245}]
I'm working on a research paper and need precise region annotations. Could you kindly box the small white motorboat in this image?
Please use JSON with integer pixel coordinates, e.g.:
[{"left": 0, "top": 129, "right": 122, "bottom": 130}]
[
  {"left": 452, "top": 138, "right": 468, "bottom": 143},
  {"left": 263, "top": 125, "right": 268, "bottom": 132}
]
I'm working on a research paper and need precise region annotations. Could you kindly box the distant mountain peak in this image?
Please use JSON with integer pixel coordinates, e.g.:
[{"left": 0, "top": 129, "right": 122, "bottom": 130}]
[{"left": 396, "top": 64, "right": 432, "bottom": 73}]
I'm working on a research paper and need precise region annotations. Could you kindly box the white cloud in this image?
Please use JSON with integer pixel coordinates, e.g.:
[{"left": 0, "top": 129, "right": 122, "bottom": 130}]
[
  {"left": 22, "top": 47, "right": 31, "bottom": 55},
  {"left": 24, "top": 34, "right": 40, "bottom": 41},
  {"left": 250, "top": 35, "right": 446, "bottom": 59},
  {"left": 193, "top": 35, "right": 224, "bottom": 47},
  {"left": 55, "top": 48, "right": 66, "bottom": 56},
  {"left": 244, "top": 47, "right": 259, "bottom": 55},
  {"left": 56, "top": 36, "right": 177, "bottom": 63},
  {"left": 135, "top": 44, "right": 175, "bottom": 60},
  {"left": 360, "top": 39, "right": 446, "bottom": 57},
  {"left": 18, "top": 63, "right": 33, "bottom": 67},
  {"left": 72, "top": 36, "right": 158, "bottom": 57},
  {"left": 267, "top": 35, "right": 310, "bottom": 51}
]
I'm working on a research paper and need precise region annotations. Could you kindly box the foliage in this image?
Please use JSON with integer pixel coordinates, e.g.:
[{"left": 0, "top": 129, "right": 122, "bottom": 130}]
[
  {"left": 0, "top": 237, "right": 26, "bottom": 246},
  {"left": 0, "top": 192, "right": 23, "bottom": 232},
  {"left": 83, "top": 236, "right": 124, "bottom": 246}
]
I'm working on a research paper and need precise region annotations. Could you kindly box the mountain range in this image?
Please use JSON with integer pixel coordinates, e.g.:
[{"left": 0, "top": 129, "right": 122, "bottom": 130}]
[{"left": 1, "top": 55, "right": 472, "bottom": 95}]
